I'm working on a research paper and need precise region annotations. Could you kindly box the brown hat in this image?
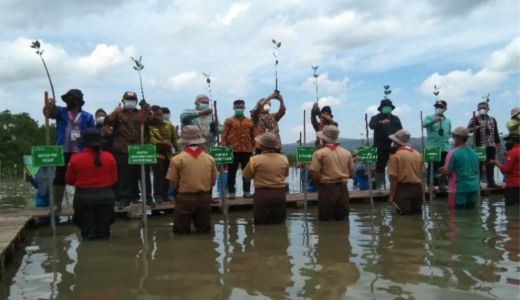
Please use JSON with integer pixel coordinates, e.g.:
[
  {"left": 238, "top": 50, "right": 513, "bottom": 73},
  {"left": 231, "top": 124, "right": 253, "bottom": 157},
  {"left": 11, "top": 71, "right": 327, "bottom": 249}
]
[
  {"left": 122, "top": 91, "right": 138, "bottom": 101},
  {"left": 511, "top": 107, "right": 520, "bottom": 118},
  {"left": 255, "top": 132, "right": 279, "bottom": 149},
  {"left": 317, "top": 125, "right": 340, "bottom": 144},
  {"left": 389, "top": 129, "right": 411, "bottom": 146},
  {"left": 179, "top": 125, "right": 206, "bottom": 145},
  {"left": 452, "top": 126, "right": 469, "bottom": 138}
]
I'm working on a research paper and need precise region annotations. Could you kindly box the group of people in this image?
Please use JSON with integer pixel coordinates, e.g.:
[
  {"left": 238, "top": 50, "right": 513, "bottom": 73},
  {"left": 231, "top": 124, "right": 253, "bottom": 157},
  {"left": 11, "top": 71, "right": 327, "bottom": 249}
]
[{"left": 28, "top": 87, "right": 520, "bottom": 238}]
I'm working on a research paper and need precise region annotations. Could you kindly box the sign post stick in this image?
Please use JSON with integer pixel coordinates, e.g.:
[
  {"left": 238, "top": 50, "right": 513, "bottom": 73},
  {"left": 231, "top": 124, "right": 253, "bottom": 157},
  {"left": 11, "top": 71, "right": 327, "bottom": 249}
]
[
  {"left": 140, "top": 109, "right": 148, "bottom": 228},
  {"left": 213, "top": 100, "right": 228, "bottom": 219},
  {"left": 364, "top": 114, "right": 374, "bottom": 209}
]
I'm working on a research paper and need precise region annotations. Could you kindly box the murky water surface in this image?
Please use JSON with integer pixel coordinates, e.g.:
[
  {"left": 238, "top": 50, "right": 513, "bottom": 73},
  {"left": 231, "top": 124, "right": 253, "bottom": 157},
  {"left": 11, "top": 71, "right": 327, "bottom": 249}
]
[{"left": 1, "top": 195, "right": 518, "bottom": 300}]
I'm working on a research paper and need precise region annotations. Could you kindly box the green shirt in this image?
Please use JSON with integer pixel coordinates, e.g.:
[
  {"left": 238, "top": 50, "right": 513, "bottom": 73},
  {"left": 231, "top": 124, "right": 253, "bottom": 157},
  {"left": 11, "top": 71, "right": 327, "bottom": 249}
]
[
  {"left": 507, "top": 119, "right": 520, "bottom": 135},
  {"left": 446, "top": 146, "right": 479, "bottom": 193},
  {"left": 423, "top": 114, "right": 451, "bottom": 152}
]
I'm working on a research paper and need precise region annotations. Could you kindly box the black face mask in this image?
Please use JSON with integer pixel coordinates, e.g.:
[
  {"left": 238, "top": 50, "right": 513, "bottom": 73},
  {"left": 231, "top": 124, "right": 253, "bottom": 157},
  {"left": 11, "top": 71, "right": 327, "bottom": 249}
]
[{"left": 66, "top": 100, "right": 78, "bottom": 111}]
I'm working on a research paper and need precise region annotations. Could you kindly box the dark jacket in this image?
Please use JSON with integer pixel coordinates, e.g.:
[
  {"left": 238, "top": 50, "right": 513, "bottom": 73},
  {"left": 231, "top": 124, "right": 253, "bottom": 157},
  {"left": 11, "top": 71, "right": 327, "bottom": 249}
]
[
  {"left": 369, "top": 113, "right": 402, "bottom": 149},
  {"left": 104, "top": 108, "right": 153, "bottom": 153}
]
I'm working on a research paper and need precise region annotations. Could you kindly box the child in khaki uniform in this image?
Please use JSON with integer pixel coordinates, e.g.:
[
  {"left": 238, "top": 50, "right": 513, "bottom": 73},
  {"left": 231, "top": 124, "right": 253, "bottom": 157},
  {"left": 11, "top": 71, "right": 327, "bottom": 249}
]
[
  {"left": 243, "top": 132, "right": 289, "bottom": 224},
  {"left": 166, "top": 126, "right": 217, "bottom": 234}
]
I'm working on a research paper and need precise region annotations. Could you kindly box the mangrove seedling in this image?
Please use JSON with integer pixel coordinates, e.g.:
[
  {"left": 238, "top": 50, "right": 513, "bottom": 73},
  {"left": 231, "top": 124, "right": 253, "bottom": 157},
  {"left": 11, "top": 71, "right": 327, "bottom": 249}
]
[
  {"left": 30, "top": 40, "right": 56, "bottom": 101},
  {"left": 272, "top": 39, "right": 282, "bottom": 92}
]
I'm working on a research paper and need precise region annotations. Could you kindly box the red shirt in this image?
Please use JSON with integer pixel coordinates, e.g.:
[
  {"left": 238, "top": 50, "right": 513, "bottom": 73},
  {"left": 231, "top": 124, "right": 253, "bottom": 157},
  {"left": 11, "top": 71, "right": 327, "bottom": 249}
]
[
  {"left": 500, "top": 144, "right": 520, "bottom": 188},
  {"left": 66, "top": 148, "right": 118, "bottom": 188}
]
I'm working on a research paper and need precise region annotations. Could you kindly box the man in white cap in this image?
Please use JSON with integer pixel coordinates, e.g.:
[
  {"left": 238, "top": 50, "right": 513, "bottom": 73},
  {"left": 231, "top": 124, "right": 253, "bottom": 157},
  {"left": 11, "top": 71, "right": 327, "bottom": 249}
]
[
  {"left": 387, "top": 129, "right": 424, "bottom": 215},
  {"left": 309, "top": 125, "right": 354, "bottom": 221},
  {"left": 243, "top": 132, "right": 289, "bottom": 224},
  {"left": 439, "top": 127, "right": 480, "bottom": 209},
  {"left": 180, "top": 94, "right": 221, "bottom": 152},
  {"left": 166, "top": 125, "right": 218, "bottom": 234}
]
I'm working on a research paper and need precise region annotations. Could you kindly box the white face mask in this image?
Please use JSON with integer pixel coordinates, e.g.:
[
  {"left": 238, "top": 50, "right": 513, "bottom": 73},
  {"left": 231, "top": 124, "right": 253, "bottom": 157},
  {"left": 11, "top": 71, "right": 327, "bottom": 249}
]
[
  {"left": 479, "top": 109, "right": 487, "bottom": 116},
  {"left": 263, "top": 104, "right": 271, "bottom": 112},
  {"left": 96, "top": 116, "right": 105, "bottom": 125},
  {"left": 448, "top": 137, "right": 455, "bottom": 145},
  {"left": 124, "top": 101, "right": 137, "bottom": 109},
  {"left": 435, "top": 108, "right": 444, "bottom": 115}
]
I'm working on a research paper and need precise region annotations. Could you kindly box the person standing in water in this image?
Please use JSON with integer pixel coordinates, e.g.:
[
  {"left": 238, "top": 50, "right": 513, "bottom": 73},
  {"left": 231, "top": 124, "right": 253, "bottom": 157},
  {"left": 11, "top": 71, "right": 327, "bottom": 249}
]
[
  {"left": 166, "top": 126, "right": 218, "bottom": 234},
  {"left": 387, "top": 129, "right": 424, "bottom": 215},
  {"left": 491, "top": 133, "right": 520, "bottom": 206},
  {"left": 66, "top": 128, "right": 118, "bottom": 240},
  {"left": 309, "top": 125, "right": 354, "bottom": 221},
  {"left": 243, "top": 132, "right": 289, "bottom": 224},
  {"left": 439, "top": 127, "right": 480, "bottom": 209}
]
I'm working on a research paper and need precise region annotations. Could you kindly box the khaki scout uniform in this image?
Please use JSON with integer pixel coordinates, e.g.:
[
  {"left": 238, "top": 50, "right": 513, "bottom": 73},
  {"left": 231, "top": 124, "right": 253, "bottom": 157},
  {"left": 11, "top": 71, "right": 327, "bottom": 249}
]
[{"left": 387, "top": 147, "right": 424, "bottom": 214}]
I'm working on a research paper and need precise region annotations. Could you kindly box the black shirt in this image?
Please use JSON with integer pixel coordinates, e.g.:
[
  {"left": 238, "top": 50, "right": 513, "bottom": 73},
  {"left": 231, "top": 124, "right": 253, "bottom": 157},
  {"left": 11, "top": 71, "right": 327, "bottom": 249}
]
[{"left": 369, "top": 113, "right": 403, "bottom": 149}]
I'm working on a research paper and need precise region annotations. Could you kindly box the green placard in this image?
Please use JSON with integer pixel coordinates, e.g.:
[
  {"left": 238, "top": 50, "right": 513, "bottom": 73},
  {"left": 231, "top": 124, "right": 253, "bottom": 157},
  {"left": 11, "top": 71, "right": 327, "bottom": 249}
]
[
  {"left": 31, "top": 146, "right": 65, "bottom": 167},
  {"left": 297, "top": 146, "right": 315, "bottom": 163},
  {"left": 23, "top": 155, "right": 40, "bottom": 176},
  {"left": 128, "top": 144, "right": 157, "bottom": 164},
  {"left": 210, "top": 147, "right": 233, "bottom": 165},
  {"left": 473, "top": 147, "right": 486, "bottom": 162},
  {"left": 358, "top": 147, "right": 378, "bottom": 163},
  {"left": 424, "top": 147, "right": 441, "bottom": 162}
]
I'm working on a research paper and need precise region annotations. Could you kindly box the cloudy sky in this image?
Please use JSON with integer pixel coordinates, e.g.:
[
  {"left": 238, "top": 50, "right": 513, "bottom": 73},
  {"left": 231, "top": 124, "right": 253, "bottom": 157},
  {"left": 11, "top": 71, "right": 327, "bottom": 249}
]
[{"left": 1, "top": 0, "right": 519, "bottom": 144}]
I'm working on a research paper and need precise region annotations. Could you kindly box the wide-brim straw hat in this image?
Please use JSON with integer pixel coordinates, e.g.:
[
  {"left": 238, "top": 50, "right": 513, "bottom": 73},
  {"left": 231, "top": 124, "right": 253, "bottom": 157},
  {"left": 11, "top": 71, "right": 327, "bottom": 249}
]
[
  {"left": 511, "top": 107, "right": 520, "bottom": 118},
  {"left": 255, "top": 132, "right": 279, "bottom": 149},
  {"left": 388, "top": 129, "right": 411, "bottom": 146},
  {"left": 317, "top": 125, "right": 340, "bottom": 144},
  {"left": 179, "top": 125, "right": 206, "bottom": 145}
]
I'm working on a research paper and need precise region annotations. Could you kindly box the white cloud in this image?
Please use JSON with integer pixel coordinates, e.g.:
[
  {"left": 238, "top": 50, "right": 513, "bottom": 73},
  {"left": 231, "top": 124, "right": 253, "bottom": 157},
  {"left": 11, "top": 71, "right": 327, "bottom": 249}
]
[
  {"left": 301, "top": 96, "right": 342, "bottom": 111},
  {"left": 167, "top": 71, "right": 199, "bottom": 89},
  {"left": 300, "top": 73, "right": 349, "bottom": 95},
  {"left": 75, "top": 44, "right": 136, "bottom": 75},
  {"left": 213, "top": 3, "right": 250, "bottom": 27},
  {"left": 419, "top": 37, "right": 519, "bottom": 102}
]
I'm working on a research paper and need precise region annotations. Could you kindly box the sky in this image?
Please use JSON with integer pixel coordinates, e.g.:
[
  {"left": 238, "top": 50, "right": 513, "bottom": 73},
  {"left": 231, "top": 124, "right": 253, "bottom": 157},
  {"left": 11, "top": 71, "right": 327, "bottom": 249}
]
[{"left": 0, "top": 0, "right": 519, "bottom": 144}]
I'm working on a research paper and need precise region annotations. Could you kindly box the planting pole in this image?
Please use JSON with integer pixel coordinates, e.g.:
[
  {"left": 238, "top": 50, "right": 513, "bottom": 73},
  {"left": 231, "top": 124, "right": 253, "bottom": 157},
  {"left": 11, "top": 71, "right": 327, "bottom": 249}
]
[
  {"left": 365, "top": 113, "right": 374, "bottom": 209},
  {"left": 214, "top": 100, "right": 228, "bottom": 219},
  {"left": 140, "top": 109, "right": 148, "bottom": 228},
  {"left": 303, "top": 110, "right": 308, "bottom": 211},
  {"left": 43, "top": 92, "right": 56, "bottom": 231},
  {"left": 420, "top": 111, "right": 427, "bottom": 203},
  {"left": 472, "top": 111, "right": 481, "bottom": 203}
]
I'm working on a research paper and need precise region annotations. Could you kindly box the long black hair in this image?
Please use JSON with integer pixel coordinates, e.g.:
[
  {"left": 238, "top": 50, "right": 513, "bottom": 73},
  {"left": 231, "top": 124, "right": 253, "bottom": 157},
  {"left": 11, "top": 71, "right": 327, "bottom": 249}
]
[{"left": 92, "top": 146, "right": 102, "bottom": 167}]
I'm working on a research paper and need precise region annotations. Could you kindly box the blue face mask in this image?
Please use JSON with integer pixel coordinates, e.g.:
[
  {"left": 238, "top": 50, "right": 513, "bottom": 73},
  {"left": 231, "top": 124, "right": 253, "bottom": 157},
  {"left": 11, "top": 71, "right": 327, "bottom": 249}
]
[
  {"left": 197, "top": 103, "right": 209, "bottom": 110},
  {"left": 381, "top": 106, "right": 393, "bottom": 114}
]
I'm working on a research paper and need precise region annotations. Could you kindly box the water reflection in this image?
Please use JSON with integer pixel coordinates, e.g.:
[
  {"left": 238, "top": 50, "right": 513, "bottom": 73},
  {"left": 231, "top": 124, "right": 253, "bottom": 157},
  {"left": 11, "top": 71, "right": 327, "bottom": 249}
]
[{"left": 2, "top": 197, "right": 519, "bottom": 300}]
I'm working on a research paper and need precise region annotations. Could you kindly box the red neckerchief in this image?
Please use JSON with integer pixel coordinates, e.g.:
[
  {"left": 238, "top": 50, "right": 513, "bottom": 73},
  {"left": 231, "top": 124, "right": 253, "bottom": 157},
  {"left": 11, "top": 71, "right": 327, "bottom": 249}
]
[
  {"left": 398, "top": 146, "right": 414, "bottom": 152},
  {"left": 184, "top": 146, "right": 203, "bottom": 158},
  {"left": 325, "top": 143, "right": 339, "bottom": 151}
]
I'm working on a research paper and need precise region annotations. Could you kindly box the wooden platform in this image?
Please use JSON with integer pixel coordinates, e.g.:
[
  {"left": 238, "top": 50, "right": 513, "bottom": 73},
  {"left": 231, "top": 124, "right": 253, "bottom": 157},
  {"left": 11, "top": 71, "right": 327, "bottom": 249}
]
[{"left": 0, "top": 215, "right": 33, "bottom": 279}]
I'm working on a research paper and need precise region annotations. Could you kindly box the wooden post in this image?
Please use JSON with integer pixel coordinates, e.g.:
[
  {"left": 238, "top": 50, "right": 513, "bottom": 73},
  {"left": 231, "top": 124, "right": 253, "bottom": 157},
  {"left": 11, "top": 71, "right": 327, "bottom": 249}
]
[
  {"left": 473, "top": 111, "right": 481, "bottom": 203},
  {"left": 214, "top": 100, "right": 228, "bottom": 219},
  {"left": 140, "top": 108, "right": 148, "bottom": 228},
  {"left": 43, "top": 91, "right": 56, "bottom": 231},
  {"left": 420, "top": 111, "right": 427, "bottom": 202},
  {"left": 303, "top": 110, "right": 308, "bottom": 211}
]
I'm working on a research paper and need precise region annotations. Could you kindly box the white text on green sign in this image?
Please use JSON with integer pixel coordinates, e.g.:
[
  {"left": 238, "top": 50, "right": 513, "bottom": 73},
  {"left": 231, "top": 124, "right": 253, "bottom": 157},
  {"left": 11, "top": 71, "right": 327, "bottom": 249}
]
[
  {"left": 358, "top": 147, "right": 378, "bottom": 163},
  {"left": 210, "top": 147, "right": 234, "bottom": 165},
  {"left": 128, "top": 145, "right": 157, "bottom": 164},
  {"left": 424, "top": 147, "right": 441, "bottom": 162},
  {"left": 296, "top": 147, "right": 315, "bottom": 163},
  {"left": 31, "top": 146, "right": 65, "bottom": 167}
]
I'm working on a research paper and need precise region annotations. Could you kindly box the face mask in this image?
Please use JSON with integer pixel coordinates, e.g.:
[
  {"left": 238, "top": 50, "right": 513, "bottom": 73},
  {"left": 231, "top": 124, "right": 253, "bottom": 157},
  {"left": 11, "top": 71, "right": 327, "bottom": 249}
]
[
  {"left": 263, "top": 104, "right": 271, "bottom": 112},
  {"left": 435, "top": 108, "right": 444, "bottom": 115},
  {"left": 163, "top": 114, "right": 170, "bottom": 120},
  {"left": 381, "top": 106, "right": 392, "bottom": 114},
  {"left": 197, "top": 103, "right": 209, "bottom": 110},
  {"left": 124, "top": 101, "right": 137, "bottom": 109},
  {"left": 66, "top": 101, "right": 78, "bottom": 111},
  {"left": 448, "top": 137, "right": 455, "bottom": 145},
  {"left": 234, "top": 108, "right": 245, "bottom": 117},
  {"left": 96, "top": 116, "right": 105, "bottom": 125},
  {"left": 478, "top": 109, "right": 487, "bottom": 116}
]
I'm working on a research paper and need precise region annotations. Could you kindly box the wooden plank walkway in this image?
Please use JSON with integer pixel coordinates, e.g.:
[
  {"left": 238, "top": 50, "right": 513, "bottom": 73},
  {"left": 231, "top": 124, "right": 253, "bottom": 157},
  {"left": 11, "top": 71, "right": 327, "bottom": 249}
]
[{"left": 0, "top": 215, "right": 33, "bottom": 279}]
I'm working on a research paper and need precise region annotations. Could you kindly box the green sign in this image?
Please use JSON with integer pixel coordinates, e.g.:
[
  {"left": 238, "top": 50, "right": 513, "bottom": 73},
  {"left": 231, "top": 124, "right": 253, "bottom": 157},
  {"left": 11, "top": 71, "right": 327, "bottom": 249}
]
[
  {"left": 210, "top": 147, "right": 233, "bottom": 165},
  {"left": 424, "top": 147, "right": 441, "bottom": 162},
  {"left": 473, "top": 147, "right": 487, "bottom": 162},
  {"left": 358, "top": 147, "right": 378, "bottom": 163},
  {"left": 297, "top": 146, "right": 315, "bottom": 163},
  {"left": 23, "top": 155, "right": 40, "bottom": 176},
  {"left": 31, "top": 146, "right": 65, "bottom": 167},
  {"left": 128, "top": 144, "right": 157, "bottom": 164}
]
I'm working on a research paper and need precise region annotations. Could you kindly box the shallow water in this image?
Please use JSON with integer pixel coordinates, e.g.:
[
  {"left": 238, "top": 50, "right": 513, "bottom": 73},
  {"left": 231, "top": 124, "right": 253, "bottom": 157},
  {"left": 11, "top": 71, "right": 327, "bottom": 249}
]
[{"left": 1, "top": 196, "right": 518, "bottom": 300}]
